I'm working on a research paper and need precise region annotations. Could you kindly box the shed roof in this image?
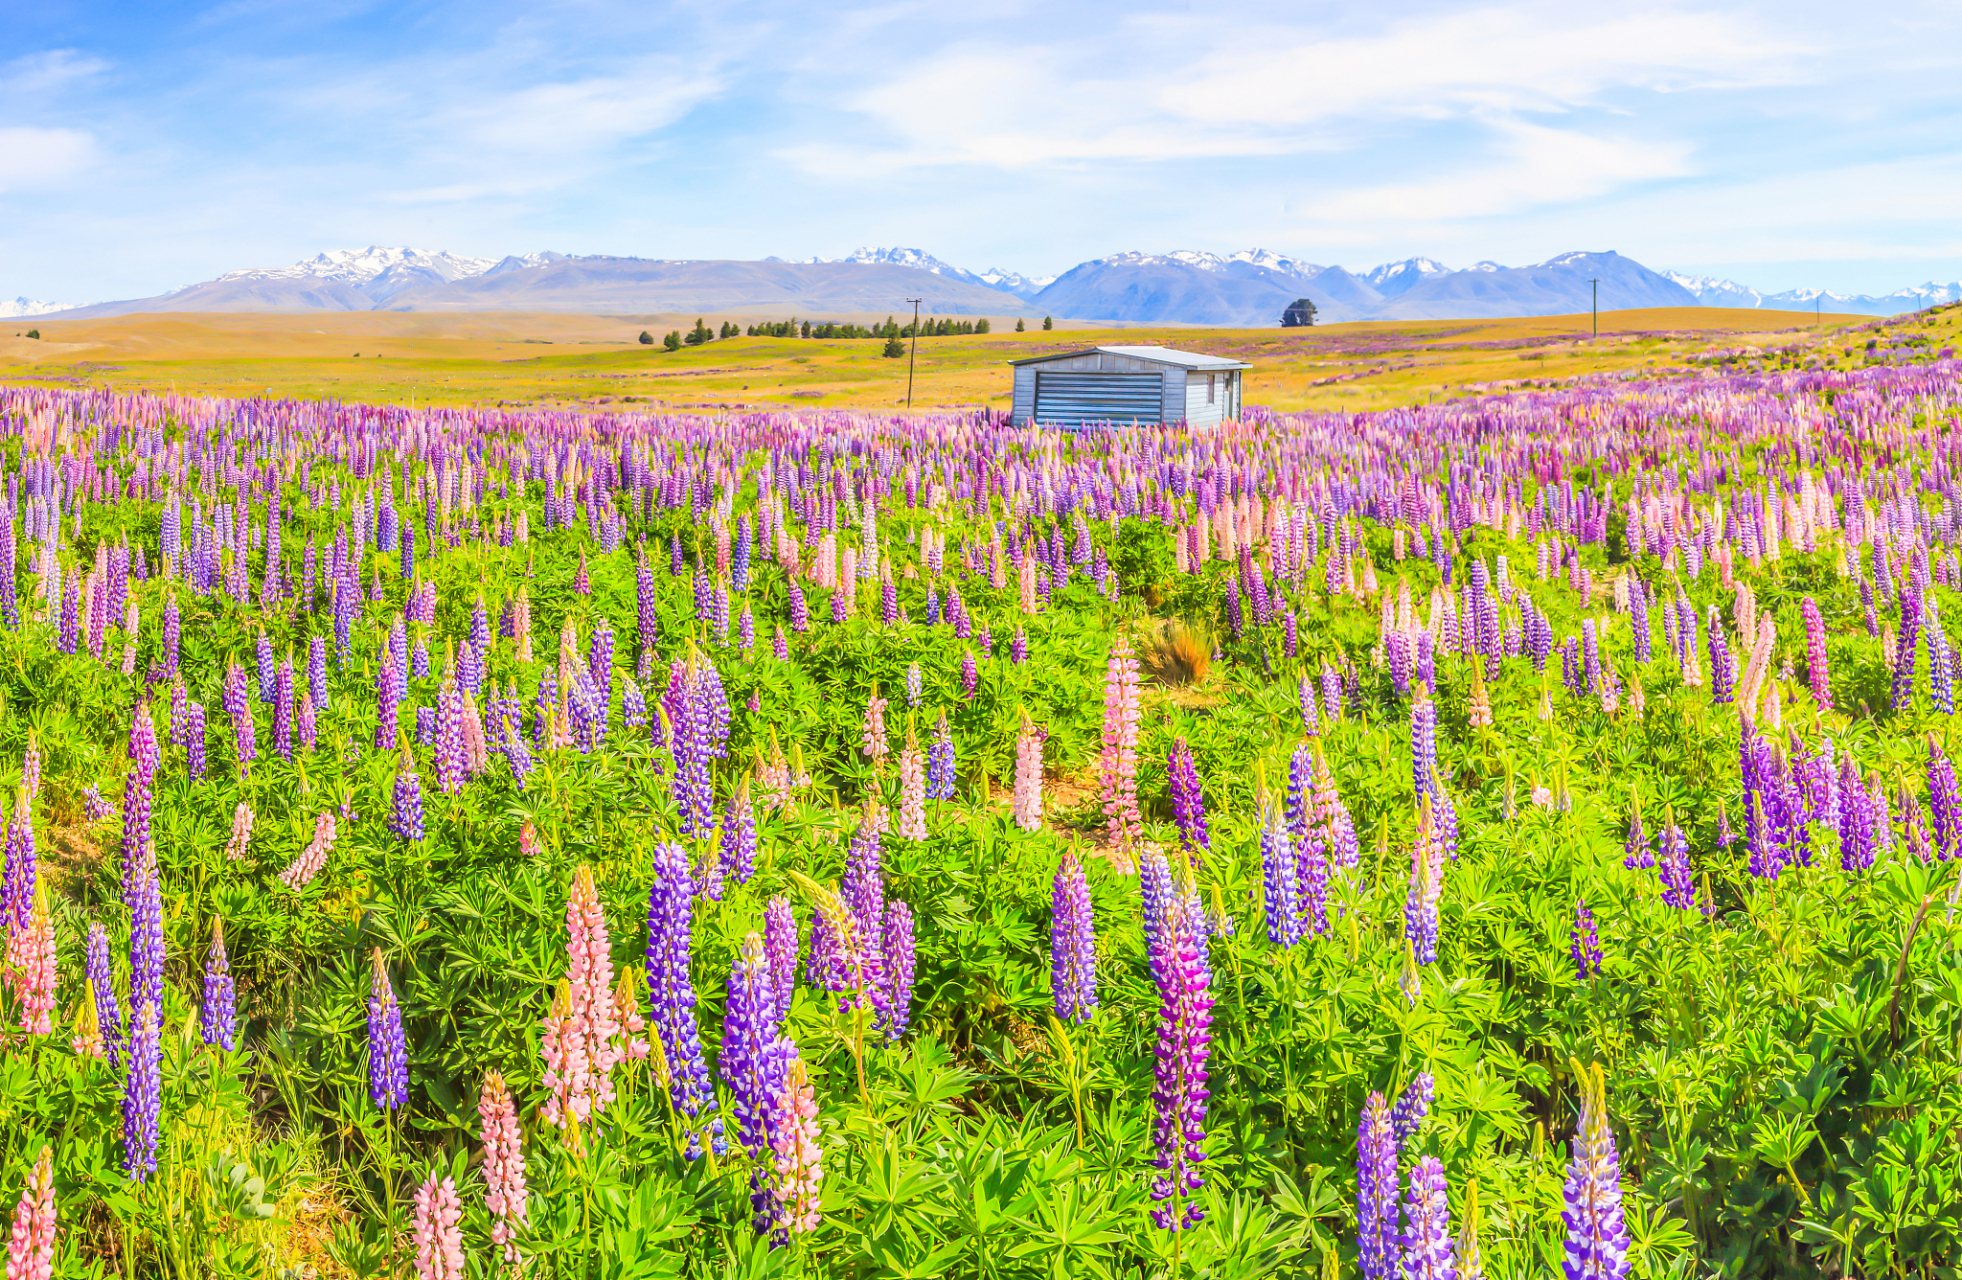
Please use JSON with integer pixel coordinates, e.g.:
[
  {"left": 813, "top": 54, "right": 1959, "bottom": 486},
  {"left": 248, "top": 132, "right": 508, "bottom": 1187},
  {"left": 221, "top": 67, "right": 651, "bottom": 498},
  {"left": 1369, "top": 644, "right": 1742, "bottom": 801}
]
[{"left": 1010, "top": 345, "right": 1251, "bottom": 370}]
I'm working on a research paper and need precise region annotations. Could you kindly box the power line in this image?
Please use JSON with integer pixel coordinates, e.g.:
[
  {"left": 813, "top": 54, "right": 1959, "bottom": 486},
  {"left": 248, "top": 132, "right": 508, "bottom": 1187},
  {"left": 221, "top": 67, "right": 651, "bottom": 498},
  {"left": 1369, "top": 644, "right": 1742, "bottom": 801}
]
[{"left": 906, "top": 298, "right": 922, "bottom": 410}]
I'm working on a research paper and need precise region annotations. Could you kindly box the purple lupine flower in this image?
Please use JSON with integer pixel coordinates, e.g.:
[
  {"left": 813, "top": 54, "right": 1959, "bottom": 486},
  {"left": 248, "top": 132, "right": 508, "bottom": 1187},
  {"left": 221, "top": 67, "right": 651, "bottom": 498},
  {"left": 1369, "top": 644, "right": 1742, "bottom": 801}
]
[
  {"left": 1012, "top": 627, "right": 1028, "bottom": 664},
  {"left": 764, "top": 895, "right": 800, "bottom": 1023},
  {"left": 1357, "top": 1092, "right": 1399, "bottom": 1280},
  {"left": 391, "top": 754, "right": 426, "bottom": 842},
  {"left": 723, "top": 781, "right": 757, "bottom": 885},
  {"left": 274, "top": 657, "right": 295, "bottom": 761},
  {"left": 1838, "top": 757, "right": 1875, "bottom": 872},
  {"left": 1929, "top": 603, "right": 1956, "bottom": 716},
  {"left": 1051, "top": 847, "right": 1097, "bottom": 1023},
  {"left": 926, "top": 713, "right": 956, "bottom": 800},
  {"left": 122, "top": 706, "right": 159, "bottom": 889},
  {"left": 184, "top": 701, "right": 208, "bottom": 780},
  {"left": 719, "top": 933, "right": 798, "bottom": 1232},
  {"left": 1167, "top": 738, "right": 1210, "bottom": 851},
  {"left": 367, "top": 950, "right": 409, "bottom": 1110},
  {"left": 87, "top": 921, "right": 126, "bottom": 1069},
  {"left": 434, "top": 667, "right": 467, "bottom": 795},
  {"left": 881, "top": 900, "right": 915, "bottom": 1040},
  {"left": 960, "top": 650, "right": 978, "bottom": 698},
  {"left": 1620, "top": 806, "right": 1653, "bottom": 870},
  {"left": 1928, "top": 736, "right": 1960, "bottom": 860},
  {"left": 223, "top": 659, "right": 256, "bottom": 775},
  {"left": 1260, "top": 792, "right": 1302, "bottom": 947},
  {"left": 1140, "top": 850, "right": 1173, "bottom": 962},
  {"left": 1401, "top": 1156, "right": 1457, "bottom": 1280},
  {"left": 256, "top": 630, "right": 276, "bottom": 702},
  {"left": 129, "top": 842, "right": 165, "bottom": 1016},
  {"left": 1147, "top": 890, "right": 1212, "bottom": 1232},
  {"left": 1562, "top": 1063, "right": 1631, "bottom": 1280},
  {"left": 1391, "top": 1071, "right": 1434, "bottom": 1147},
  {"left": 162, "top": 594, "right": 180, "bottom": 674},
  {"left": 122, "top": 998, "right": 161, "bottom": 1182},
  {"left": 1657, "top": 816, "right": 1696, "bottom": 909},
  {"left": 500, "top": 722, "right": 534, "bottom": 791},
  {"left": 309, "top": 635, "right": 329, "bottom": 708},
  {"left": 1570, "top": 901, "right": 1602, "bottom": 980},
  {"left": 1410, "top": 700, "right": 1441, "bottom": 807},
  {"left": 1405, "top": 803, "right": 1445, "bottom": 965},
  {"left": 1707, "top": 615, "right": 1734, "bottom": 704},
  {"left": 201, "top": 918, "right": 236, "bottom": 1051},
  {"left": 1894, "top": 592, "right": 1921, "bottom": 710},
  {"left": 646, "top": 841, "right": 724, "bottom": 1158}
]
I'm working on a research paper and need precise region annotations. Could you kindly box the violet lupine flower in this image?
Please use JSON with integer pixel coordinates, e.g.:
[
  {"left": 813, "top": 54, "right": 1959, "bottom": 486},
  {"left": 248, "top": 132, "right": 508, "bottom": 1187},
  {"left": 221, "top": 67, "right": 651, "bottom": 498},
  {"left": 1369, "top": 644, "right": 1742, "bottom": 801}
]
[
  {"left": 1167, "top": 738, "right": 1210, "bottom": 851},
  {"left": 201, "top": 917, "right": 236, "bottom": 1051},
  {"left": 1927, "top": 736, "right": 1960, "bottom": 860},
  {"left": 122, "top": 999, "right": 161, "bottom": 1182},
  {"left": 367, "top": 949, "right": 409, "bottom": 1110},
  {"left": 1838, "top": 757, "right": 1876, "bottom": 872},
  {"left": 2, "top": 789, "right": 36, "bottom": 941},
  {"left": 646, "top": 841, "right": 724, "bottom": 1158},
  {"left": 927, "top": 713, "right": 956, "bottom": 800},
  {"left": 1562, "top": 1062, "right": 1631, "bottom": 1280},
  {"left": 1894, "top": 592, "right": 1921, "bottom": 710},
  {"left": 1260, "top": 791, "right": 1302, "bottom": 948},
  {"left": 1147, "top": 890, "right": 1213, "bottom": 1232},
  {"left": 1050, "top": 846, "right": 1097, "bottom": 1024},
  {"left": 1657, "top": 816, "right": 1696, "bottom": 910},
  {"left": 1402, "top": 1156, "right": 1457, "bottom": 1280},
  {"left": 223, "top": 659, "right": 256, "bottom": 775},
  {"left": 86, "top": 922, "right": 126, "bottom": 1069},
  {"left": 129, "top": 842, "right": 165, "bottom": 1017},
  {"left": 1570, "top": 901, "right": 1603, "bottom": 979},
  {"left": 5, "top": 1145, "right": 55, "bottom": 1280},
  {"left": 882, "top": 900, "right": 915, "bottom": 1040},
  {"left": 121, "top": 707, "right": 159, "bottom": 891},
  {"left": 411, "top": 1174, "right": 465, "bottom": 1280},
  {"left": 1620, "top": 806, "right": 1653, "bottom": 870},
  {"left": 184, "top": 701, "right": 209, "bottom": 780},
  {"left": 1930, "top": 603, "right": 1956, "bottom": 716},
  {"left": 764, "top": 895, "right": 800, "bottom": 1022},
  {"left": 960, "top": 650, "right": 978, "bottom": 698},
  {"left": 1357, "top": 1092, "right": 1400, "bottom": 1280},
  {"left": 1404, "top": 802, "right": 1445, "bottom": 966},
  {"left": 720, "top": 933, "right": 798, "bottom": 1231},
  {"left": 392, "top": 752, "right": 427, "bottom": 842},
  {"left": 1392, "top": 1071, "right": 1435, "bottom": 1147},
  {"left": 274, "top": 657, "right": 295, "bottom": 761},
  {"left": 309, "top": 635, "right": 329, "bottom": 709},
  {"left": 723, "top": 780, "right": 757, "bottom": 885},
  {"left": 1801, "top": 597, "right": 1831, "bottom": 708},
  {"left": 477, "top": 1073, "right": 529, "bottom": 1268}
]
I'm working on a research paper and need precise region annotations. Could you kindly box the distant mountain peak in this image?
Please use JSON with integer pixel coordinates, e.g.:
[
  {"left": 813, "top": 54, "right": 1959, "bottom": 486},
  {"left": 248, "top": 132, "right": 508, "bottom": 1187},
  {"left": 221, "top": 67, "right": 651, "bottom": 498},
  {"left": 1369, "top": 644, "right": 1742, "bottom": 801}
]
[{"left": 2, "top": 297, "right": 73, "bottom": 319}]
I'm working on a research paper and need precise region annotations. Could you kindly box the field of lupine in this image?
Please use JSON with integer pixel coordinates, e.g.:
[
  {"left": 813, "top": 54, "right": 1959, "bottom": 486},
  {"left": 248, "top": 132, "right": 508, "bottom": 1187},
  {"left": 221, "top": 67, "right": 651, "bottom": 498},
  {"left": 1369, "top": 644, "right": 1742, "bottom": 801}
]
[{"left": 0, "top": 342, "right": 1961, "bottom": 1280}]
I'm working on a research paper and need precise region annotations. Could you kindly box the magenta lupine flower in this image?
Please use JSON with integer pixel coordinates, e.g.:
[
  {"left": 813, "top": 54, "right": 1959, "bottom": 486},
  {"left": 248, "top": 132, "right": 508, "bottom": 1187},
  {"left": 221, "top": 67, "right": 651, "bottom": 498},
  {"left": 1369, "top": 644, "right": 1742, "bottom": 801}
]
[
  {"left": 1401, "top": 1156, "right": 1457, "bottom": 1280},
  {"left": 1357, "top": 1092, "right": 1399, "bottom": 1280},
  {"left": 1099, "top": 638, "right": 1143, "bottom": 857},
  {"left": 960, "top": 650, "right": 978, "bottom": 698},
  {"left": 1147, "top": 889, "right": 1212, "bottom": 1232},
  {"left": 477, "top": 1073, "right": 529, "bottom": 1268},
  {"left": 4, "top": 1145, "right": 56, "bottom": 1280},
  {"left": 1167, "top": 738, "right": 1209, "bottom": 851},
  {"left": 1051, "top": 846, "right": 1098, "bottom": 1023},
  {"left": 1562, "top": 1063, "right": 1631, "bottom": 1280},
  {"left": 367, "top": 950, "right": 409, "bottom": 1110},
  {"left": 411, "top": 1174, "right": 465, "bottom": 1280},
  {"left": 1801, "top": 597, "right": 1831, "bottom": 708},
  {"left": 646, "top": 841, "right": 724, "bottom": 1158}
]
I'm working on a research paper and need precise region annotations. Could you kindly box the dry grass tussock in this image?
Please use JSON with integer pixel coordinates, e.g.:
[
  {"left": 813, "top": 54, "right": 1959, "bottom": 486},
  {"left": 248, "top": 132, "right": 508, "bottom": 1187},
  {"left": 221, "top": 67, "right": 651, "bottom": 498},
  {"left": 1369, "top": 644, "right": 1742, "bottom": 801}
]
[{"left": 1138, "top": 619, "right": 1212, "bottom": 686}]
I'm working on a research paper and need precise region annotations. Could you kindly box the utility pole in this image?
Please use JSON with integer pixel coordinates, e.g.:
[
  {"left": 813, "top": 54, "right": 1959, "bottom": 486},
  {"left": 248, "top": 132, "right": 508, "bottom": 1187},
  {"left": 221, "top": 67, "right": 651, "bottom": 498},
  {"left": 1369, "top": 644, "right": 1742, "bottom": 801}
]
[
  {"left": 906, "top": 298, "right": 922, "bottom": 410},
  {"left": 1590, "top": 278, "right": 1600, "bottom": 338}
]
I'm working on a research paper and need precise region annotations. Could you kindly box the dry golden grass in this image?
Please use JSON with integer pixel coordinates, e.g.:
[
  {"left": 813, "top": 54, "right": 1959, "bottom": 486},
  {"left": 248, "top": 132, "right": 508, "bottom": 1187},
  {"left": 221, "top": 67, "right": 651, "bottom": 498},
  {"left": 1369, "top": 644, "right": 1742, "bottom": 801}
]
[
  {"left": 1139, "top": 619, "right": 1214, "bottom": 686},
  {"left": 0, "top": 302, "right": 1907, "bottom": 414}
]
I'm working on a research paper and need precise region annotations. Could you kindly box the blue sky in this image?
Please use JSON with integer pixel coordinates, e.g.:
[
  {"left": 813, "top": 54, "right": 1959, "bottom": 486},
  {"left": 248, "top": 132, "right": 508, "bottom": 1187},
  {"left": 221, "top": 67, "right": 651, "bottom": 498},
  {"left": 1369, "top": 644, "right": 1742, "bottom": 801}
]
[{"left": 6, "top": 0, "right": 1962, "bottom": 303}]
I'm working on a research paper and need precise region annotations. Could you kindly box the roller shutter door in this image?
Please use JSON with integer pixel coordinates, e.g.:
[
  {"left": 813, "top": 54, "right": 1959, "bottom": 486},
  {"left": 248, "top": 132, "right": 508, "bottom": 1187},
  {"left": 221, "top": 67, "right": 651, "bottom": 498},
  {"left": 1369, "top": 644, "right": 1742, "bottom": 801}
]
[{"left": 1033, "top": 372, "right": 1163, "bottom": 426}]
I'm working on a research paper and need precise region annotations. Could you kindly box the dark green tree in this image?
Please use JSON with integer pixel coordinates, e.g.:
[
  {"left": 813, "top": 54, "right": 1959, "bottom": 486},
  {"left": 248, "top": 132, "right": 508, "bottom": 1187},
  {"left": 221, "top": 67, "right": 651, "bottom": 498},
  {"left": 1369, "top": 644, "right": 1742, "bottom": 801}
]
[
  {"left": 1281, "top": 298, "right": 1318, "bottom": 327},
  {"left": 976, "top": 318, "right": 991, "bottom": 334},
  {"left": 1041, "top": 316, "right": 1053, "bottom": 330},
  {"left": 1015, "top": 318, "right": 1026, "bottom": 332},
  {"left": 663, "top": 331, "right": 682, "bottom": 351},
  {"left": 638, "top": 331, "right": 654, "bottom": 345},
  {"left": 883, "top": 333, "right": 905, "bottom": 358}
]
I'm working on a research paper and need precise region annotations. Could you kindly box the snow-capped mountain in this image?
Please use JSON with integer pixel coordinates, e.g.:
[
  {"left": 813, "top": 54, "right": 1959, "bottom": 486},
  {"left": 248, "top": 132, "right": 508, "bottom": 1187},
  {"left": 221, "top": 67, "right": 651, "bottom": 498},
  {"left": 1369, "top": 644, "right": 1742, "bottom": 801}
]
[
  {"left": 1, "top": 297, "right": 72, "bottom": 319},
  {"left": 977, "top": 268, "right": 1055, "bottom": 301},
  {"left": 208, "top": 246, "right": 495, "bottom": 287},
  {"left": 1362, "top": 257, "right": 1450, "bottom": 298},
  {"left": 823, "top": 247, "right": 1057, "bottom": 299}
]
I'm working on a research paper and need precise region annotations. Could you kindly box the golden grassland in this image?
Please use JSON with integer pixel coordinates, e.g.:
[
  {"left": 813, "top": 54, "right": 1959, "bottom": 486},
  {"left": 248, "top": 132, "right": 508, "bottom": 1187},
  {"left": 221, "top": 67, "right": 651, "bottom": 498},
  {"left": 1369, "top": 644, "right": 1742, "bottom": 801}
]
[{"left": 0, "top": 303, "right": 1933, "bottom": 415}]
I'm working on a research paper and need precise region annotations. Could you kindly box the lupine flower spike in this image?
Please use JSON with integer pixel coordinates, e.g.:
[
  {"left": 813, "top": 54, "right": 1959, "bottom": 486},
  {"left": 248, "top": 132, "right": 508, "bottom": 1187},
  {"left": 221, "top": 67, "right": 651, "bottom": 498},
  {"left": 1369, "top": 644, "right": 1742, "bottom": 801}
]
[
  {"left": 1562, "top": 1060, "right": 1631, "bottom": 1280},
  {"left": 4, "top": 1145, "right": 55, "bottom": 1280}
]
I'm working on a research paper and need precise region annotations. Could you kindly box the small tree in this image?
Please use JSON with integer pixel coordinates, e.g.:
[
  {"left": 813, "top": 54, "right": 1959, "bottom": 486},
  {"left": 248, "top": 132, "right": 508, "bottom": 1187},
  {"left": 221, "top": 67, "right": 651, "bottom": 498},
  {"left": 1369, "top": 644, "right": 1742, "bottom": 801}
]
[
  {"left": 1281, "top": 298, "right": 1318, "bottom": 327},
  {"left": 24, "top": 329, "right": 39, "bottom": 340},
  {"left": 1041, "top": 316, "right": 1053, "bottom": 330},
  {"left": 663, "top": 331, "right": 682, "bottom": 351},
  {"left": 800, "top": 320, "right": 812, "bottom": 339},
  {"left": 1015, "top": 318, "right": 1026, "bottom": 332},
  {"left": 638, "top": 331, "right": 654, "bottom": 345},
  {"left": 686, "top": 318, "right": 713, "bottom": 346},
  {"left": 976, "top": 318, "right": 991, "bottom": 334},
  {"left": 883, "top": 333, "right": 905, "bottom": 358}
]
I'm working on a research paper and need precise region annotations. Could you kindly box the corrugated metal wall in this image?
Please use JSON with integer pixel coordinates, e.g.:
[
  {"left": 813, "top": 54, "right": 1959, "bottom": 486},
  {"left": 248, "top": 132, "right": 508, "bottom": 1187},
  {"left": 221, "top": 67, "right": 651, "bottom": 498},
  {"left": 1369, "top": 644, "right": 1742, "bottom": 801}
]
[{"left": 1011, "top": 353, "right": 1243, "bottom": 427}]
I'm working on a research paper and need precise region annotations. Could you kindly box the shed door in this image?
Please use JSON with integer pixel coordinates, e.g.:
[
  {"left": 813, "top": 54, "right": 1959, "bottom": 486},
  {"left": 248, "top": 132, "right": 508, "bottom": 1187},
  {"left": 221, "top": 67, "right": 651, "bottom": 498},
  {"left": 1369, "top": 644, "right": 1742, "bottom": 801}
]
[{"left": 1033, "top": 372, "right": 1162, "bottom": 426}]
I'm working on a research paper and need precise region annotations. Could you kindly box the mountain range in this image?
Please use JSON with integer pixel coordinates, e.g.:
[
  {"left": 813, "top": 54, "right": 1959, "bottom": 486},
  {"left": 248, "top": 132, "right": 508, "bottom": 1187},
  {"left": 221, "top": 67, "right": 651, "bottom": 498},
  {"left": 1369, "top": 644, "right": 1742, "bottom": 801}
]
[{"left": 20, "top": 245, "right": 1959, "bottom": 326}]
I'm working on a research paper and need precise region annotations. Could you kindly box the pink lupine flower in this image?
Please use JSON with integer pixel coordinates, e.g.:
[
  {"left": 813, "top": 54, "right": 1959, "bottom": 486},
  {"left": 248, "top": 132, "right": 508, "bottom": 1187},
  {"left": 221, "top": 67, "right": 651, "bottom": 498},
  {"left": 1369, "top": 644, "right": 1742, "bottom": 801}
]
[
  {"left": 15, "top": 883, "right": 55, "bottom": 1037},
  {"left": 1098, "top": 637, "right": 1143, "bottom": 861},
  {"left": 411, "top": 1174, "right": 465, "bottom": 1280},
  {"left": 1014, "top": 718, "right": 1044, "bottom": 832},
  {"left": 519, "top": 820, "right": 540, "bottom": 858},
  {"left": 278, "top": 811, "right": 338, "bottom": 890},
  {"left": 897, "top": 732, "right": 927, "bottom": 842},
  {"left": 4, "top": 1144, "right": 55, "bottom": 1280},
  {"left": 477, "top": 1073, "right": 529, "bottom": 1268},
  {"left": 539, "top": 980, "right": 593, "bottom": 1129},
  {"left": 771, "top": 1058, "right": 823, "bottom": 1237},
  {"left": 613, "top": 968, "right": 650, "bottom": 1061},
  {"left": 223, "top": 802, "right": 253, "bottom": 863},
  {"left": 565, "top": 867, "right": 623, "bottom": 1115},
  {"left": 862, "top": 691, "right": 888, "bottom": 761}
]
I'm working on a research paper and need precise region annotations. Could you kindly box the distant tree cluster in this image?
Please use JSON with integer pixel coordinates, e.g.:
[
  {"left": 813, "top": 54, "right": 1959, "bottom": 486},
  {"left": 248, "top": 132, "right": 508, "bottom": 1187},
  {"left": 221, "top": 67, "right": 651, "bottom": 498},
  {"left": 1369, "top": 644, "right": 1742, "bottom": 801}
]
[
  {"left": 1281, "top": 298, "right": 1318, "bottom": 327},
  {"left": 901, "top": 317, "right": 988, "bottom": 337}
]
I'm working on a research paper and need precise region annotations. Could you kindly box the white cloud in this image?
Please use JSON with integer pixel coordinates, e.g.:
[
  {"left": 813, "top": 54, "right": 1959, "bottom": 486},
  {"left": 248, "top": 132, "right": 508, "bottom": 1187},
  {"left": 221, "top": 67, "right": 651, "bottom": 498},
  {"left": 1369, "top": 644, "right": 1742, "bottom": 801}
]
[
  {"left": 0, "top": 127, "right": 99, "bottom": 190},
  {"left": 1, "top": 49, "right": 110, "bottom": 95}
]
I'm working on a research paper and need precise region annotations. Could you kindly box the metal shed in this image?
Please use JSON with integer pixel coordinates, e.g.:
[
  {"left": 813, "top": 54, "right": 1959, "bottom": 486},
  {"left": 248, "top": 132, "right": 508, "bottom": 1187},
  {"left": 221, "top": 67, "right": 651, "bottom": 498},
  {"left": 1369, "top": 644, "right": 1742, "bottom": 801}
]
[{"left": 1009, "top": 346, "right": 1250, "bottom": 428}]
